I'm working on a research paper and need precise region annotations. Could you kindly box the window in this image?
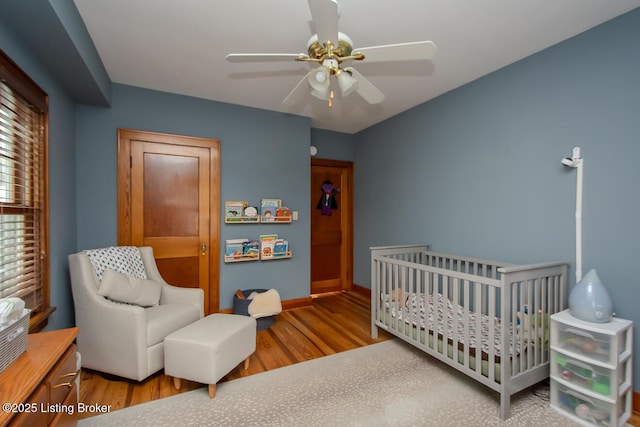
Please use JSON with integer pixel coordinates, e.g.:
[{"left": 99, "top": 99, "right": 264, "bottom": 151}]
[{"left": 0, "top": 49, "right": 49, "bottom": 328}]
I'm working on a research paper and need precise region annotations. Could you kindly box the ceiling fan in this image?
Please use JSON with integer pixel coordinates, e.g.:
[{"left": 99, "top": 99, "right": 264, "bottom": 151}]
[{"left": 225, "top": 0, "right": 437, "bottom": 107}]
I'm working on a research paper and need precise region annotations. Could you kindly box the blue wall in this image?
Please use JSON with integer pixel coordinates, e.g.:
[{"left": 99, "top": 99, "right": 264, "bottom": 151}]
[
  {"left": 311, "top": 128, "right": 355, "bottom": 162},
  {"left": 76, "top": 84, "right": 311, "bottom": 309},
  {"left": 353, "top": 9, "right": 640, "bottom": 386}
]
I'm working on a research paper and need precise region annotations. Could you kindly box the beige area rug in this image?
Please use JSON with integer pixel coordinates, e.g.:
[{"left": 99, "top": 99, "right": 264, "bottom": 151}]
[{"left": 79, "top": 339, "right": 578, "bottom": 427}]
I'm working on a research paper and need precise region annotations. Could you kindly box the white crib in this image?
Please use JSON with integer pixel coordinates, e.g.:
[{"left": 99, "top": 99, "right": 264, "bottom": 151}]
[{"left": 370, "top": 244, "right": 568, "bottom": 420}]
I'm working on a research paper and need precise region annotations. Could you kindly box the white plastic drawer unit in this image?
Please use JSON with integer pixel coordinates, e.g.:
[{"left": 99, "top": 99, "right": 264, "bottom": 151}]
[
  {"left": 550, "top": 349, "right": 631, "bottom": 400},
  {"left": 550, "top": 380, "right": 631, "bottom": 427},
  {"left": 550, "top": 311, "right": 632, "bottom": 366}
]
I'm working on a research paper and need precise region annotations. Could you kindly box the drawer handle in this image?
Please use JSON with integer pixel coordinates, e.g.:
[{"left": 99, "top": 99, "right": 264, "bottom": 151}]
[
  {"left": 563, "top": 388, "right": 595, "bottom": 406},
  {"left": 564, "top": 328, "right": 596, "bottom": 340},
  {"left": 52, "top": 382, "right": 74, "bottom": 389},
  {"left": 53, "top": 370, "right": 79, "bottom": 389}
]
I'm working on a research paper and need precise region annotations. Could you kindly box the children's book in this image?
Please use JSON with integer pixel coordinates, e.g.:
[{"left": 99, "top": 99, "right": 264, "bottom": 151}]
[
  {"left": 225, "top": 201, "right": 248, "bottom": 222},
  {"left": 273, "top": 239, "right": 289, "bottom": 257},
  {"left": 225, "top": 238, "right": 248, "bottom": 258},
  {"left": 259, "top": 234, "right": 278, "bottom": 258},
  {"left": 242, "top": 206, "right": 259, "bottom": 222},
  {"left": 243, "top": 240, "right": 260, "bottom": 258},
  {"left": 260, "top": 199, "right": 281, "bottom": 223},
  {"left": 275, "top": 206, "right": 291, "bottom": 222}
]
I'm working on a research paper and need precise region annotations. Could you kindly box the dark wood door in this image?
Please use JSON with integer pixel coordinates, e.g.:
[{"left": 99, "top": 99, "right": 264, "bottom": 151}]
[
  {"left": 117, "top": 129, "right": 220, "bottom": 313},
  {"left": 310, "top": 159, "right": 353, "bottom": 294}
]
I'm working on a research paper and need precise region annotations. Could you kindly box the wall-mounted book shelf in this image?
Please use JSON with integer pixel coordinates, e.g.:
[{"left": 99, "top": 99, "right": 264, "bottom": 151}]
[
  {"left": 224, "top": 251, "right": 292, "bottom": 263},
  {"left": 224, "top": 215, "right": 292, "bottom": 224},
  {"left": 260, "top": 250, "right": 292, "bottom": 261},
  {"left": 224, "top": 251, "right": 293, "bottom": 263},
  {"left": 225, "top": 199, "right": 292, "bottom": 223},
  {"left": 224, "top": 253, "right": 260, "bottom": 263},
  {"left": 224, "top": 235, "right": 291, "bottom": 263},
  {"left": 225, "top": 216, "right": 260, "bottom": 224}
]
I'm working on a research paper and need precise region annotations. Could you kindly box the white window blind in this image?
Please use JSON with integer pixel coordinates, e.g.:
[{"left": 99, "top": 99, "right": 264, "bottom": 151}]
[{"left": 0, "top": 51, "right": 48, "bottom": 314}]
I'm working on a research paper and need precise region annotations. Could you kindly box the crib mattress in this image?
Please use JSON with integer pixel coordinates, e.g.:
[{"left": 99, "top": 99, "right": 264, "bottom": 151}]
[{"left": 385, "top": 293, "right": 522, "bottom": 359}]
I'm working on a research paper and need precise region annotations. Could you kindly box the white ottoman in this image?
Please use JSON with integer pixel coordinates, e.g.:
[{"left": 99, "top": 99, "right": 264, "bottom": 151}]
[{"left": 164, "top": 313, "right": 257, "bottom": 398}]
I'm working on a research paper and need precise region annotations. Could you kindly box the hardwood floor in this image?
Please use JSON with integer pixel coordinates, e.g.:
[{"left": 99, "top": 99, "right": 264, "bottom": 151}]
[
  {"left": 77, "top": 291, "right": 640, "bottom": 425},
  {"left": 78, "top": 291, "right": 392, "bottom": 420}
]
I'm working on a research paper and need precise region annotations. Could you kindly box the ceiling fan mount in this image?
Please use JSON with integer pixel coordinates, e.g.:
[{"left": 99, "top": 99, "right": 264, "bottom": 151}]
[
  {"left": 225, "top": 0, "right": 437, "bottom": 106},
  {"left": 301, "top": 32, "right": 364, "bottom": 64}
]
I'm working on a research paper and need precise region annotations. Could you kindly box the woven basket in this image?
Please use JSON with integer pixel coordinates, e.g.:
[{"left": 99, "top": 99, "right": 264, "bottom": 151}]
[
  {"left": 233, "top": 289, "right": 275, "bottom": 330},
  {"left": 0, "top": 309, "right": 30, "bottom": 373}
]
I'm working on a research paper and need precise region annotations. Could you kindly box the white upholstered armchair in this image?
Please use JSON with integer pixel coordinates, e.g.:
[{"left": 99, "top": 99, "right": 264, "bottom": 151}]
[{"left": 68, "top": 246, "right": 203, "bottom": 381}]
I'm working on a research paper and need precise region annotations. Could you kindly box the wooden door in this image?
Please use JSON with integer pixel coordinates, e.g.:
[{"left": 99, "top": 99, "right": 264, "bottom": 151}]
[
  {"left": 310, "top": 159, "right": 353, "bottom": 294},
  {"left": 117, "top": 129, "right": 220, "bottom": 313}
]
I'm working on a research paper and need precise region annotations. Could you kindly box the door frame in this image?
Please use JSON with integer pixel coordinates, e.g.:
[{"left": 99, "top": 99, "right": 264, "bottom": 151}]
[
  {"left": 116, "top": 128, "right": 221, "bottom": 312},
  {"left": 310, "top": 158, "right": 354, "bottom": 293}
]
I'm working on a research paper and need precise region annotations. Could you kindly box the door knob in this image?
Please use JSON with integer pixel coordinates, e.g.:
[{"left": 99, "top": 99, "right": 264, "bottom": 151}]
[{"left": 201, "top": 243, "right": 207, "bottom": 256}]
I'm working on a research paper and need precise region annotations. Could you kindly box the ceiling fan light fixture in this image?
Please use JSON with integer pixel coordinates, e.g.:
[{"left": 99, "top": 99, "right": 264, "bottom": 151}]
[
  {"left": 309, "top": 66, "right": 330, "bottom": 87},
  {"left": 314, "top": 70, "right": 327, "bottom": 83},
  {"left": 336, "top": 70, "right": 358, "bottom": 97},
  {"left": 308, "top": 66, "right": 330, "bottom": 100},
  {"left": 310, "top": 88, "right": 330, "bottom": 100}
]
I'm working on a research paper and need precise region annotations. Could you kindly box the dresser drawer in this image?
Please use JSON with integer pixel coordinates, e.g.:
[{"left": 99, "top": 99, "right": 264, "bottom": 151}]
[
  {"left": 550, "top": 380, "right": 631, "bottom": 427},
  {"left": 550, "top": 312, "right": 632, "bottom": 366},
  {"left": 49, "top": 384, "right": 78, "bottom": 427},
  {"left": 551, "top": 349, "right": 631, "bottom": 400},
  {"left": 8, "top": 384, "right": 49, "bottom": 427},
  {"left": 47, "top": 344, "right": 78, "bottom": 411}
]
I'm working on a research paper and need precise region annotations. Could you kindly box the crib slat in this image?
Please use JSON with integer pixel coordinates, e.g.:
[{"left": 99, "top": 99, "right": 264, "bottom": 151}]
[
  {"left": 473, "top": 281, "right": 482, "bottom": 375},
  {"left": 515, "top": 280, "right": 524, "bottom": 374},
  {"left": 487, "top": 287, "right": 496, "bottom": 382},
  {"left": 433, "top": 272, "right": 441, "bottom": 353},
  {"left": 501, "top": 280, "right": 512, "bottom": 400},
  {"left": 407, "top": 265, "right": 414, "bottom": 339},
  {"left": 416, "top": 267, "right": 424, "bottom": 345},
  {"left": 399, "top": 264, "right": 405, "bottom": 335},
  {"left": 426, "top": 270, "right": 434, "bottom": 351},
  {"left": 526, "top": 279, "right": 534, "bottom": 368},
  {"left": 452, "top": 277, "right": 460, "bottom": 363},
  {"left": 531, "top": 278, "right": 539, "bottom": 368},
  {"left": 463, "top": 282, "right": 470, "bottom": 368},
  {"left": 442, "top": 274, "right": 449, "bottom": 357}
]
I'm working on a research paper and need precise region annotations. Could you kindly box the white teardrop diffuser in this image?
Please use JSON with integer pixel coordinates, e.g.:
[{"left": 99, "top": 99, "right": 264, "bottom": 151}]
[{"left": 568, "top": 269, "right": 613, "bottom": 323}]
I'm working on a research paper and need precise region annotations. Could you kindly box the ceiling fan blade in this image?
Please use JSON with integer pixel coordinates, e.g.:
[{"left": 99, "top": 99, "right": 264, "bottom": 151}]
[
  {"left": 354, "top": 41, "right": 437, "bottom": 63},
  {"left": 226, "top": 53, "right": 304, "bottom": 63},
  {"left": 283, "top": 72, "right": 312, "bottom": 105},
  {"left": 344, "top": 67, "right": 384, "bottom": 104},
  {"left": 307, "top": 0, "right": 339, "bottom": 47}
]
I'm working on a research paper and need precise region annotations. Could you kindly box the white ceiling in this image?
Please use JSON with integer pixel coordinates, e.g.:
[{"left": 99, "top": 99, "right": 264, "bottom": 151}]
[{"left": 73, "top": 0, "right": 640, "bottom": 134}]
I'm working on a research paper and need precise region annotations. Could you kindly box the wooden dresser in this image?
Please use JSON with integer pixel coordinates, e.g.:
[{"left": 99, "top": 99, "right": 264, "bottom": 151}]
[{"left": 0, "top": 328, "right": 79, "bottom": 427}]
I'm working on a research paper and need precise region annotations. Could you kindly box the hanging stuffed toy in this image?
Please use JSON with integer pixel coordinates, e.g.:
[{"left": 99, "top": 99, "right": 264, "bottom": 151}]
[{"left": 317, "top": 180, "right": 339, "bottom": 215}]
